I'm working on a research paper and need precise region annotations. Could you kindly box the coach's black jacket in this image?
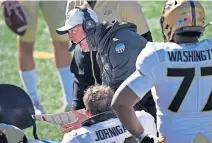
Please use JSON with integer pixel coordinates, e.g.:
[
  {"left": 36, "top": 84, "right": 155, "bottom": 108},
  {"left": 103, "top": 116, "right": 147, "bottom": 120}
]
[
  {"left": 86, "top": 21, "right": 147, "bottom": 88},
  {"left": 86, "top": 21, "right": 156, "bottom": 117},
  {"left": 71, "top": 21, "right": 156, "bottom": 119}
]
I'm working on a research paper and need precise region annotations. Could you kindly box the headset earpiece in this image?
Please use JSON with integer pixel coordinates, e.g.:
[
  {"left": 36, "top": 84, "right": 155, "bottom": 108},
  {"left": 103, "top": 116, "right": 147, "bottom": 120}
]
[
  {"left": 82, "top": 17, "right": 96, "bottom": 33},
  {"left": 76, "top": 6, "right": 96, "bottom": 34},
  {"left": 68, "top": 6, "right": 96, "bottom": 52}
]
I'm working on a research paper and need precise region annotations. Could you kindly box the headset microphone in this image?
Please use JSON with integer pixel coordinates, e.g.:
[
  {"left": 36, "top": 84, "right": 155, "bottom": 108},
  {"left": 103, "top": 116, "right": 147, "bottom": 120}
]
[
  {"left": 204, "top": 21, "right": 212, "bottom": 28},
  {"left": 68, "top": 5, "right": 96, "bottom": 52},
  {"left": 68, "top": 36, "right": 87, "bottom": 52}
]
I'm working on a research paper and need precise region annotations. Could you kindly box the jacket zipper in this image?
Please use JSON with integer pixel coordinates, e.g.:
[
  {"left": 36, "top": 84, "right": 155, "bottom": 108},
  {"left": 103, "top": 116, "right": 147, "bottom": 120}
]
[
  {"left": 89, "top": 2, "right": 98, "bottom": 85},
  {"left": 90, "top": 52, "right": 97, "bottom": 85}
]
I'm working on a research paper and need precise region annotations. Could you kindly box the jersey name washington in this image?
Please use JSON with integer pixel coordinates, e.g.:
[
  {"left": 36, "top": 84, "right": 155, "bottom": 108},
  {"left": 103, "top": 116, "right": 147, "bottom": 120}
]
[{"left": 168, "top": 49, "right": 212, "bottom": 62}]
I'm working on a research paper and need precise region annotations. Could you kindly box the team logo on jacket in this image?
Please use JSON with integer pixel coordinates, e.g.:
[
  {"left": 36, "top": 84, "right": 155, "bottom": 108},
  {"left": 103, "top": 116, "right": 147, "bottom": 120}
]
[{"left": 115, "top": 43, "right": 125, "bottom": 53}]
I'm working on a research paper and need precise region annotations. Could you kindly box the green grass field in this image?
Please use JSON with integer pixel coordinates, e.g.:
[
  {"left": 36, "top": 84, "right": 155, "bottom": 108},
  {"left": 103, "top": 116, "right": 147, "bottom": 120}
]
[{"left": 0, "top": 1, "right": 212, "bottom": 142}]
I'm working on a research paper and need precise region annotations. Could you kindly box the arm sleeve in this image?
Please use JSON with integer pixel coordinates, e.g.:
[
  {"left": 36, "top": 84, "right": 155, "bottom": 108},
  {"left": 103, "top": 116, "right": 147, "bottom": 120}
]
[
  {"left": 127, "top": 71, "right": 154, "bottom": 99},
  {"left": 126, "top": 42, "right": 159, "bottom": 99},
  {"left": 118, "top": 1, "right": 150, "bottom": 35},
  {"left": 136, "top": 42, "right": 159, "bottom": 75}
]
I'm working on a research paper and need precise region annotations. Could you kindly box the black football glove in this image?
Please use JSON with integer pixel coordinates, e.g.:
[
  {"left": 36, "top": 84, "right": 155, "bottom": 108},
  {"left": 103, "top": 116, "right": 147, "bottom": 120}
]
[{"left": 139, "top": 135, "right": 154, "bottom": 143}]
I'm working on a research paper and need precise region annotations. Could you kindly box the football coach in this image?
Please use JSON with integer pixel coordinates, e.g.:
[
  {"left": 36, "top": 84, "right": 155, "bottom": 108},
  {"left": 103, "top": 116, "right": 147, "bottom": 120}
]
[{"left": 56, "top": 6, "right": 153, "bottom": 115}]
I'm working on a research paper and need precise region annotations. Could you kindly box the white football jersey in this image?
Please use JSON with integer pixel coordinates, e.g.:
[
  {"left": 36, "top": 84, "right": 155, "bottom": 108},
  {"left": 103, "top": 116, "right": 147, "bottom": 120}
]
[
  {"left": 61, "top": 111, "right": 157, "bottom": 143},
  {"left": 127, "top": 39, "right": 212, "bottom": 143}
]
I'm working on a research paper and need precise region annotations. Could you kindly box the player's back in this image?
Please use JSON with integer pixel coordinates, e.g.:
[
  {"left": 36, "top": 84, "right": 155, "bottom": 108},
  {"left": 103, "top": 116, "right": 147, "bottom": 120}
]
[
  {"left": 139, "top": 39, "right": 212, "bottom": 143},
  {"left": 61, "top": 111, "right": 157, "bottom": 143}
]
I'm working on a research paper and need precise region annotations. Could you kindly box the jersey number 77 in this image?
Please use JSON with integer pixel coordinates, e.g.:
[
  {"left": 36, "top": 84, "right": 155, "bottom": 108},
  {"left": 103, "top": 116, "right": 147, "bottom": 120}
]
[{"left": 167, "top": 67, "right": 212, "bottom": 112}]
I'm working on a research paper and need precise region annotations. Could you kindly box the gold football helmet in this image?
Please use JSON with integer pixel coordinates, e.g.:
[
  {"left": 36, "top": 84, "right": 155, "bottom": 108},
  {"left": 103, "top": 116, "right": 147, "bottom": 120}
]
[{"left": 160, "top": 0, "right": 205, "bottom": 42}]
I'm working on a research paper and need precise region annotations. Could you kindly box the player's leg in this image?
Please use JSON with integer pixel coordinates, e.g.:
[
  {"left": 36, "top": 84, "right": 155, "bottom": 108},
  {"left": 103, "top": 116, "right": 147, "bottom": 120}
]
[
  {"left": 40, "top": 1, "right": 73, "bottom": 111},
  {"left": 17, "top": 1, "right": 44, "bottom": 115}
]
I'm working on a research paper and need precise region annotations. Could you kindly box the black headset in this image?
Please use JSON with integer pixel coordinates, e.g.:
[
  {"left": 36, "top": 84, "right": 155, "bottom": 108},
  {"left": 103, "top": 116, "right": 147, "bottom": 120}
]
[
  {"left": 76, "top": 5, "right": 96, "bottom": 34},
  {"left": 69, "top": 6, "right": 96, "bottom": 52}
]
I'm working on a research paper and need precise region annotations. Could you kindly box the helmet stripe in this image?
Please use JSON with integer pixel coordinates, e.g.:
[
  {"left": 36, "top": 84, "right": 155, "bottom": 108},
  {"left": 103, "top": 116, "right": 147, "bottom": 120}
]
[{"left": 189, "top": 1, "right": 196, "bottom": 26}]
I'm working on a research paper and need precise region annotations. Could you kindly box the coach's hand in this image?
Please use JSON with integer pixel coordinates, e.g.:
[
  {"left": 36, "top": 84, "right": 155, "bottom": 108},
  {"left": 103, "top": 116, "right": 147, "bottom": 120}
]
[{"left": 61, "top": 110, "right": 87, "bottom": 134}]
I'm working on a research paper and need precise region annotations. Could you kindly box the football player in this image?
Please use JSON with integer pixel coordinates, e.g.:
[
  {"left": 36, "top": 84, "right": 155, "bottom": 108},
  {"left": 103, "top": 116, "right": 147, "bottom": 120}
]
[
  {"left": 111, "top": 0, "right": 212, "bottom": 143},
  {"left": 2, "top": 0, "right": 73, "bottom": 114},
  {"left": 61, "top": 85, "right": 157, "bottom": 143}
]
